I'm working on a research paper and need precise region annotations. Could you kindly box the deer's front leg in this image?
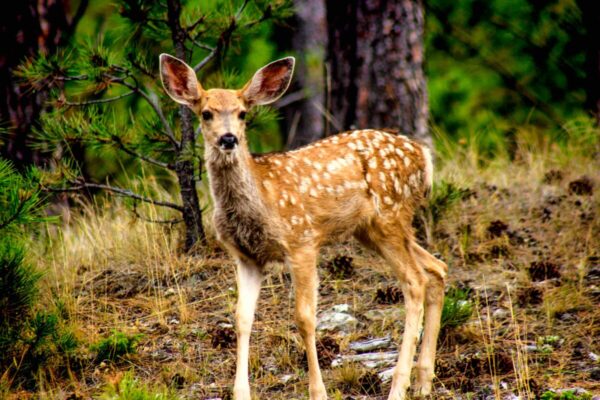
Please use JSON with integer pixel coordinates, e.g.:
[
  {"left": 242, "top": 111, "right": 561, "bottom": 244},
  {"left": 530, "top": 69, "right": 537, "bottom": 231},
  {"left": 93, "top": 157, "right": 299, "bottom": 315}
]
[
  {"left": 289, "top": 248, "right": 327, "bottom": 400},
  {"left": 233, "top": 259, "right": 263, "bottom": 400}
]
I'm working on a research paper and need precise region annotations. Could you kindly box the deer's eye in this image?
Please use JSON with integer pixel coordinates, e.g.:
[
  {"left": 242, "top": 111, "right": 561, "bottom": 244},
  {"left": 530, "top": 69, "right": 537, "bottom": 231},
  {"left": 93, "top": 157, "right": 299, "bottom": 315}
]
[
  {"left": 202, "top": 111, "right": 213, "bottom": 121},
  {"left": 238, "top": 111, "right": 247, "bottom": 120}
]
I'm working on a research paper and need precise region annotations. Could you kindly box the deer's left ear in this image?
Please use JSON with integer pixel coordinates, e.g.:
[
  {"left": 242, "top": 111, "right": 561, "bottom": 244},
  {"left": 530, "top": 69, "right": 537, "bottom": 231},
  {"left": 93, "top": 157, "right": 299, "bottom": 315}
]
[{"left": 241, "top": 57, "right": 295, "bottom": 106}]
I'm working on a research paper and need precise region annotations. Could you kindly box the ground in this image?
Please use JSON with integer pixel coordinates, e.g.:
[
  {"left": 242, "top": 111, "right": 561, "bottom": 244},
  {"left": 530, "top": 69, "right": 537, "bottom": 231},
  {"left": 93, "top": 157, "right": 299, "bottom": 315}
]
[{"left": 11, "top": 133, "right": 600, "bottom": 399}]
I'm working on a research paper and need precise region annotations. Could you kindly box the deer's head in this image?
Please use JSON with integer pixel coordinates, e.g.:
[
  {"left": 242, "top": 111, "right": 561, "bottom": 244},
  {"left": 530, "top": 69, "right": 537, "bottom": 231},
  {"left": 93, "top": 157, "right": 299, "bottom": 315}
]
[{"left": 159, "top": 54, "right": 295, "bottom": 154}]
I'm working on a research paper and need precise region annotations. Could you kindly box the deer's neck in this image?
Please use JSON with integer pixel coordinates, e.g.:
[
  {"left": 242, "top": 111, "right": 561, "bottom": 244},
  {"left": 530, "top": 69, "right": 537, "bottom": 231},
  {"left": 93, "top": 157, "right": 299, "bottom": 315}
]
[
  {"left": 205, "top": 145, "right": 286, "bottom": 266},
  {"left": 205, "top": 145, "right": 262, "bottom": 210}
]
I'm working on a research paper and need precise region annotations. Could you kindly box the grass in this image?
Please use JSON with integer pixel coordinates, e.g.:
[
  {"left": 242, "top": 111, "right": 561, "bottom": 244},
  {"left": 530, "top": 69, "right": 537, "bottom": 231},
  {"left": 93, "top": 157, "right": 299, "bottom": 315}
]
[{"left": 5, "top": 121, "right": 600, "bottom": 398}]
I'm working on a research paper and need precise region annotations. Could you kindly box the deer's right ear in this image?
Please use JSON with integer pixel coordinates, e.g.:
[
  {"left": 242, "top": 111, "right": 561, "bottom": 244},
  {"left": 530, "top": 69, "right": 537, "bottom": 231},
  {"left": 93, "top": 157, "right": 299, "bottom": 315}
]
[{"left": 159, "top": 53, "right": 202, "bottom": 106}]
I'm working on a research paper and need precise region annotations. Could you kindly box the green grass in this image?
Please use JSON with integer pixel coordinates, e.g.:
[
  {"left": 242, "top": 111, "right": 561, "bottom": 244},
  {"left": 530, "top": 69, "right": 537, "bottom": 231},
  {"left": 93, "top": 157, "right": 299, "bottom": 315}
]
[
  {"left": 441, "top": 286, "right": 474, "bottom": 330},
  {"left": 97, "top": 371, "right": 178, "bottom": 400},
  {"left": 92, "top": 330, "right": 143, "bottom": 363}
]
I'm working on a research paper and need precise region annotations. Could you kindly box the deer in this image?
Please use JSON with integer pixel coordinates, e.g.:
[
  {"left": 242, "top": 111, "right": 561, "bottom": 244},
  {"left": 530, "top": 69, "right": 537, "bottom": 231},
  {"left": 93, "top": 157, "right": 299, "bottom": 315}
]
[{"left": 159, "top": 53, "right": 448, "bottom": 400}]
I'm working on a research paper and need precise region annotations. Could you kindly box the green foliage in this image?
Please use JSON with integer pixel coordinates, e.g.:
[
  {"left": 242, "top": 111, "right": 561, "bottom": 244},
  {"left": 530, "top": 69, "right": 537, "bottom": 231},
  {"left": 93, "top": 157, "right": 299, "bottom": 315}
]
[
  {"left": 97, "top": 371, "right": 178, "bottom": 400},
  {"left": 92, "top": 330, "right": 143, "bottom": 363},
  {"left": 0, "top": 160, "right": 48, "bottom": 235},
  {"left": 427, "top": 0, "right": 589, "bottom": 141},
  {"left": 0, "top": 158, "right": 77, "bottom": 389},
  {"left": 540, "top": 390, "right": 592, "bottom": 400},
  {"left": 441, "top": 287, "right": 474, "bottom": 330}
]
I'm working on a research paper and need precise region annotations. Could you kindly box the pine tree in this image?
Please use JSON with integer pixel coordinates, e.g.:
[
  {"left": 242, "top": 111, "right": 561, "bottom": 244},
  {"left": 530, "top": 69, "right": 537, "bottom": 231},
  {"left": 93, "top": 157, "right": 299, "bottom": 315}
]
[{"left": 17, "top": 0, "right": 293, "bottom": 253}]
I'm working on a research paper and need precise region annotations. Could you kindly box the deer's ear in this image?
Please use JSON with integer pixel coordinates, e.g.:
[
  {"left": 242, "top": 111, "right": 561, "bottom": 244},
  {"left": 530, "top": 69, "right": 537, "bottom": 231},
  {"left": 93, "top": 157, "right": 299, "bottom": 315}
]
[
  {"left": 159, "top": 53, "right": 202, "bottom": 106},
  {"left": 241, "top": 57, "right": 295, "bottom": 106}
]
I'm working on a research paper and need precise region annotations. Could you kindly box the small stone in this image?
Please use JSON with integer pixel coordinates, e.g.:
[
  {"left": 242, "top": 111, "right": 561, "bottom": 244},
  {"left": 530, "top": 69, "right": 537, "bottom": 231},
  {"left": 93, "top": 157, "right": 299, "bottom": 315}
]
[
  {"left": 493, "top": 308, "right": 510, "bottom": 319},
  {"left": 349, "top": 336, "right": 393, "bottom": 353},
  {"left": 331, "top": 351, "right": 398, "bottom": 368},
  {"left": 164, "top": 287, "right": 176, "bottom": 297},
  {"left": 317, "top": 304, "right": 358, "bottom": 333}
]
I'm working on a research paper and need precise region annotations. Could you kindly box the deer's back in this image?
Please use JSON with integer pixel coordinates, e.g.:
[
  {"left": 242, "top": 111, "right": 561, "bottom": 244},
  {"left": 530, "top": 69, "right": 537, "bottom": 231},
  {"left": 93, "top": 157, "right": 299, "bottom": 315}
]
[{"left": 253, "top": 129, "right": 432, "bottom": 245}]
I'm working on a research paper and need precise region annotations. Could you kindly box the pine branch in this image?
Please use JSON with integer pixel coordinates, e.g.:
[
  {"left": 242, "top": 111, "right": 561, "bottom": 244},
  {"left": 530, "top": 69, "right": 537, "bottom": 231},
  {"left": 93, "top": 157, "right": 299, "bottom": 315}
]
[
  {"left": 45, "top": 181, "right": 184, "bottom": 212},
  {"left": 112, "top": 135, "right": 173, "bottom": 170},
  {"left": 192, "top": 0, "right": 250, "bottom": 72},
  {"left": 65, "top": 90, "right": 135, "bottom": 106},
  {"left": 106, "top": 74, "right": 180, "bottom": 150}
]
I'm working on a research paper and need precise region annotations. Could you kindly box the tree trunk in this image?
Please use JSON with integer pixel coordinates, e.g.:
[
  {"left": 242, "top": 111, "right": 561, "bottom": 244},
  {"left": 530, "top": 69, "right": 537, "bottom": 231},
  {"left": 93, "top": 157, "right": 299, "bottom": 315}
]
[
  {"left": 0, "top": 0, "right": 80, "bottom": 169},
  {"left": 579, "top": 0, "right": 600, "bottom": 125},
  {"left": 285, "top": 0, "right": 327, "bottom": 148},
  {"left": 325, "top": 0, "right": 430, "bottom": 147},
  {"left": 166, "top": 0, "right": 207, "bottom": 252}
]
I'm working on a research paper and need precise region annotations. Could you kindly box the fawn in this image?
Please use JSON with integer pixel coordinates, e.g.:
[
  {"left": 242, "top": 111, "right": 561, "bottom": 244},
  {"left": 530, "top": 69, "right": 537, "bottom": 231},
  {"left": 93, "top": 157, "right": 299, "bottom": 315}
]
[{"left": 160, "top": 54, "right": 447, "bottom": 400}]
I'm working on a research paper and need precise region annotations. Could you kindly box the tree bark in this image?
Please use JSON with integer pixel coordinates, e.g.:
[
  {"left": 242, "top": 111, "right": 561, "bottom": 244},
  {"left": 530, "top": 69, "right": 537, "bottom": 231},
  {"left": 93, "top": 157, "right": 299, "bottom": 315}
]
[
  {"left": 166, "top": 0, "right": 207, "bottom": 252},
  {"left": 325, "top": 0, "right": 430, "bottom": 147},
  {"left": 285, "top": 0, "right": 327, "bottom": 148},
  {"left": 0, "top": 0, "right": 80, "bottom": 169}
]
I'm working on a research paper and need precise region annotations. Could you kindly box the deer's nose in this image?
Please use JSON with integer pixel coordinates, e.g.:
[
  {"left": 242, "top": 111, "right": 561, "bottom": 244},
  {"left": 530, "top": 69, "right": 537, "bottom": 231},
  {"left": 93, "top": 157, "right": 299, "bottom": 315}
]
[{"left": 217, "top": 133, "right": 238, "bottom": 150}]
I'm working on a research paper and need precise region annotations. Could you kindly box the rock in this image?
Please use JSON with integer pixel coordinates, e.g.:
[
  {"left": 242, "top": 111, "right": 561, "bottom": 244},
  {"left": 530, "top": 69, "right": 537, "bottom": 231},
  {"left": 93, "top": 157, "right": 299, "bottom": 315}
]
[
  {"left": 331, "top": 351, "right": 398, "bottom": 368},
  {"left": 317, "top": 304, "right": 358, "bottom": 333},
  {"left": 348, "top": 336, "right": 393, "bottom": 353},
  {"left": 164, "top": 287, "right": 176, "bottom": 297},
  {"left": 280, "top": 374, "right": 294, "bottom": 384},
  {"left": 378, "top": 367, "right": 395, "bottom": 383},
  {"left": 589, "top": 352, "right": 600, "bottom": 362},
  {"left": 493, "top": 308, "right": 510, "bottom": 319}
]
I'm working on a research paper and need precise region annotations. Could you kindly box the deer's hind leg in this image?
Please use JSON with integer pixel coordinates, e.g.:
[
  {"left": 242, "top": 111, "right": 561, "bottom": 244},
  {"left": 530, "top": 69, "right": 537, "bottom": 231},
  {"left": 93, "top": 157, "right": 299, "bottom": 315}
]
[
  {"left": 357, "top": 222, "right": 427, "bottom": 400},
  {"left": 412, "top": 243, "right": 447, "bottom": 396}
]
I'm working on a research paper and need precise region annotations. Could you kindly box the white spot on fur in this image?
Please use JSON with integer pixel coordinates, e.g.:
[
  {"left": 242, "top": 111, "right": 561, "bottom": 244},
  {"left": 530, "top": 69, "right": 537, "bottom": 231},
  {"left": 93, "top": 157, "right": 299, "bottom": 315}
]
[
  {"left": 273, "top": 159, "right": 282, "bottom": 166},
  {"left": 309, "top": 188, "right": 317, "bottom": 197},
  {"left": 383, "top": 159, "right": 391, "bottom": 169},
  {"left": 404, "top": 142, "right": 414, "bottom": 151},
  {"left": 384, "top": 196, "right": 393, "bottom": 205},
  {"left": 404, "top": 157, "right": 411, "bottom": 167},
  {"left": 366, "top": 173, "right": 372, "bottom": 183},
  {"left": 348, "top": 142, "right": 356, "bottom": 150},
  {"left": 368, "top": 158, "right": 377, "bottom": 169}
]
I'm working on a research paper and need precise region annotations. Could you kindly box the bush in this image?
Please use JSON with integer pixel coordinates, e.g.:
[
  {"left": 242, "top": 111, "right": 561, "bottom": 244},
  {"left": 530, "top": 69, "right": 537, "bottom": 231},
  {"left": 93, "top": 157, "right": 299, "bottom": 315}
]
[
  {"left": 540, "top": 389, "right": 592, "bottom": 400},
  {"left": 97, "top": 371, "right": 177, "bottom": 400},
  {"left": 0, "top": 158, "right": 77, "bottom": 389},
  {"left": 441, "top": 286, "right": 474, "bottom": 330},
  {"left": 92, "top": 330, "right": 143, "bottom": 363}
]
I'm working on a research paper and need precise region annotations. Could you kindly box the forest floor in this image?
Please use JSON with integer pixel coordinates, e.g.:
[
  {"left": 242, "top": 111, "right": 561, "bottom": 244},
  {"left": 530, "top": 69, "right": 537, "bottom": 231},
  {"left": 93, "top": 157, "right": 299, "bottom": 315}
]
[{"left": 9, "top": 132, "right": 600, "bottom": 399}]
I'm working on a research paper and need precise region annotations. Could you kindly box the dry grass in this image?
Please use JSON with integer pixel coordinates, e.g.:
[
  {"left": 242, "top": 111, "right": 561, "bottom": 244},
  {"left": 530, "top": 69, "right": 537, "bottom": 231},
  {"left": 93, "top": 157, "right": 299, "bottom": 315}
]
[{"left": 11, "top": 124, "right": 600, "bottom": 399}]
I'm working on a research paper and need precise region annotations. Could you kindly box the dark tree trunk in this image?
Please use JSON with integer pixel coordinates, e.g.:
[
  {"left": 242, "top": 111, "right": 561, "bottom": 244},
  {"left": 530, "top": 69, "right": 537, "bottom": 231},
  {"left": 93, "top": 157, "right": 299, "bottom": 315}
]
[
  {"left": 325, "top": 0, "right": 430, "bottom": 147},
  {"left": 579, "top": 0, "right": 600, "bottom": 125},
  {"left": 285, "top": 0, "right": 327, "bottom": 148},
  {"left": 166, "top": 0, "right": 207, "bottom": 253},
  {"left": 0, "top": 0, "right": 83, "bottom": 169}
]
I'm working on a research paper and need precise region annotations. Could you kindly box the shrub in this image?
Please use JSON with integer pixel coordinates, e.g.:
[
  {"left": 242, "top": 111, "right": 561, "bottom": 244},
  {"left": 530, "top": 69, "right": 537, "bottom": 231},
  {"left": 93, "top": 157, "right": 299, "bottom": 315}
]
[
  {"left": 441, "top": 286, "right": 474, "bottom": 330},
  {"left": 540, "top": 389, "right": 592, "bottom": 400},
  {"left": 97, "top": 371, "right": 177, "bottom": 400},
  {"left": 92, "top": 330, "right": 143, "bottom": 363}
]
